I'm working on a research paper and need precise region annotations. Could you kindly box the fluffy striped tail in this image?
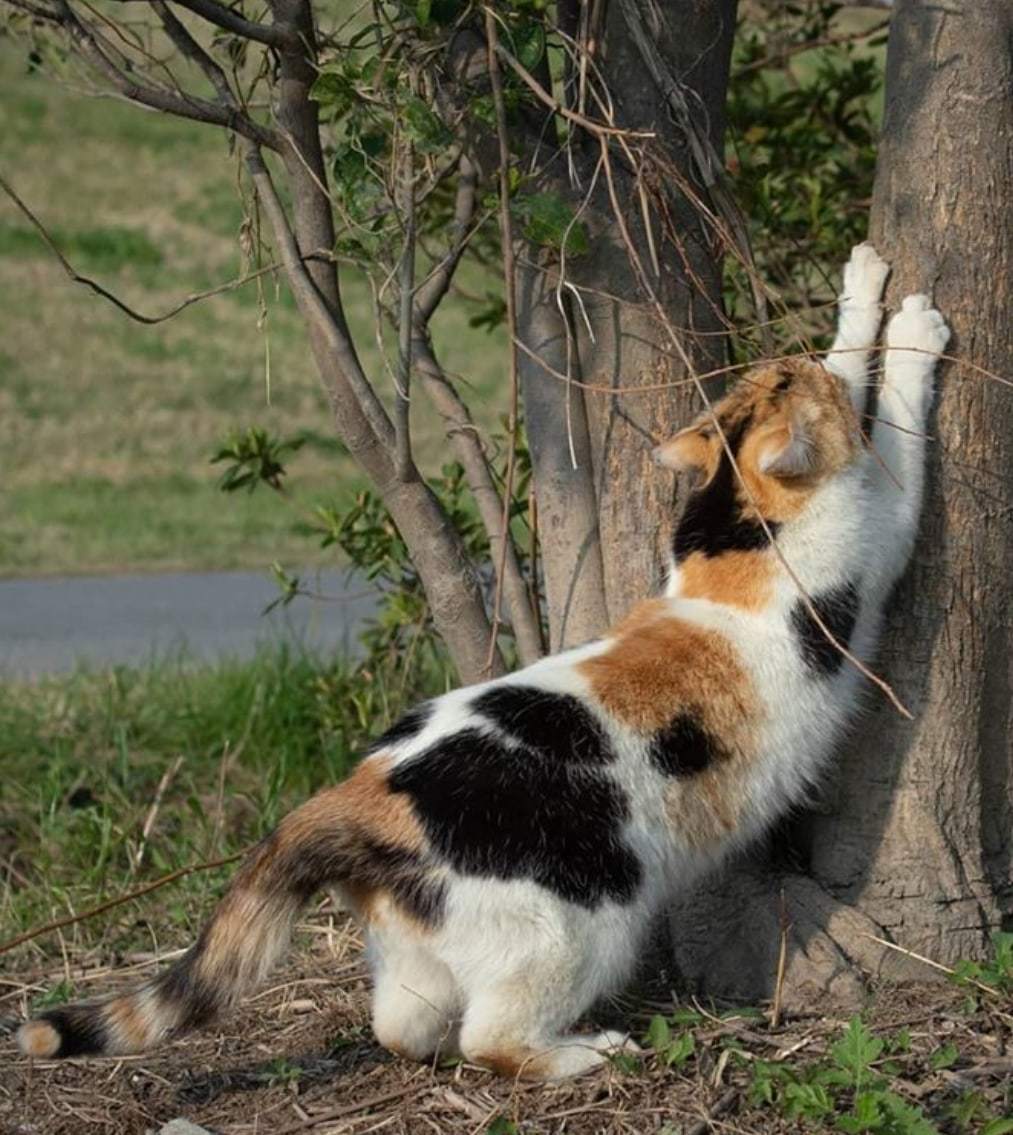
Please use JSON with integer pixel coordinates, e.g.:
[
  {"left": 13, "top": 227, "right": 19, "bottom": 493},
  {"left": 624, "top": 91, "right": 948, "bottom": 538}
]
[{"left": 17, "top": 786, "right": 357, "bottom": 1059}]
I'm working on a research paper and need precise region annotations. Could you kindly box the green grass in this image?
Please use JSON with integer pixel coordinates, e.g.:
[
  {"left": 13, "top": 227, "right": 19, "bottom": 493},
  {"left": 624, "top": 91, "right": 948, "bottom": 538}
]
[
  {"left": 0, "top": 33, "right": 507, "bottom": 578},
  {"left": 0, "top": 645, "right": 451, "bottom": 956}
]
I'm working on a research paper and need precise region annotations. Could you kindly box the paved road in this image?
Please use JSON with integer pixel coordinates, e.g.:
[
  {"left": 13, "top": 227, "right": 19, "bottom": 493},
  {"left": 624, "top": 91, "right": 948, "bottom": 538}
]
[{"left": 0, "top": 570, "right": 378, "bottom": 677}]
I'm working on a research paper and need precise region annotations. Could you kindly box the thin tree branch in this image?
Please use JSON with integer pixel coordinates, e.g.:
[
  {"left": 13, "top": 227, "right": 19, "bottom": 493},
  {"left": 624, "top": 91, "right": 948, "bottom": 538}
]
[
  {"left": 485, "top": 24, "right": 654, "bottom": 140},
  {"left": 413, "top": 337, "right": 545, "bottom": 666},
  {"left": 394, "top": 136, "right": 416, "bottom": 482},
  {"left": 414, "top": 155, "right": 478, "bottom": 324},
  {"left": 484, "top": 7, "right": 524, "bottom": 672},
  {"left": 243, "top": 143, "right": 394, "bottom": 449},
  {"left": 2, "top": 0, "right": 61, "bottom": 21},
  {"left": 0, "top": 852, "right": 244, "bottom": 956},
  {"left": 152, "top": 0, "right": 237, "bottom": 108},
  {"left": 53, "top": 0, "right": 282, "bottom": 149},
  {"left": 735, "top": 20, "right": 891, "bottom": 77},
  {"left": 170, "top": 0, "right": 295, "bottom": 47},
  {"left": 0, "top": 170, "right": 285, "bottom": 323}
]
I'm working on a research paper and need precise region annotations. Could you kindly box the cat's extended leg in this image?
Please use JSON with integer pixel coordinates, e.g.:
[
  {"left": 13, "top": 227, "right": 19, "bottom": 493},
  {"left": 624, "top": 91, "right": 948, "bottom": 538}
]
[
  {"left": 369, "top": 934, "right": 462, "bottom": 1060},
  {"left": 825, "top": 242, "right": 891, "bottom": 414},
  {"left": 867, "top": 293, "right": 950, "bottom": 588}
]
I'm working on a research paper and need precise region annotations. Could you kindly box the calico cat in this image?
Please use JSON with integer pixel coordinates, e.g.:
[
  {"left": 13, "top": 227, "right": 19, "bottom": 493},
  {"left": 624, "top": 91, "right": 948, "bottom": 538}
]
[{"left": 17, "top": 244, "right": 950, "bottom": 1081}]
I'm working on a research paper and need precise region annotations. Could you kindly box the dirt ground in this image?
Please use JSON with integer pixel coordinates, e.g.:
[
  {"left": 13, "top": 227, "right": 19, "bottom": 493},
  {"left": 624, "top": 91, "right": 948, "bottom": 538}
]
[{"left": 2, "top": 917, "right": 1011, "bottom": 1135}]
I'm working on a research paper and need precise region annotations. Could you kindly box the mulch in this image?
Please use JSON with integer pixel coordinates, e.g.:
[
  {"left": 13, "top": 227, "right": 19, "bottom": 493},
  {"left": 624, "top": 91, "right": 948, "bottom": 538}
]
[{"left": 2, "top": 917, "right": 1010, "bottom": 1135}]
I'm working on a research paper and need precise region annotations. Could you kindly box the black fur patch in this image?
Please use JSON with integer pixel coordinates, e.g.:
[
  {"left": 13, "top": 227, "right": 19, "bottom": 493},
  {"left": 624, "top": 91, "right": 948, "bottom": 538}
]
[
  {"left": 37, "top": 1005, "right": 109, "bottom": 1057},
  {"left": 649, "top": 712, "right": 724, "bottom": 777},
  {"left": 367, "top": 702, "right": 433, "bottom": 753},
  {"left": 388, "top": 729, "right": 641, "bottom": 908},
  {"left": 673, "top": 418, "right": 776, "bottom": 561},
  {"left": 471, "top": 685, "right": 612, "bottom": 764},
  {"left": 791, "top": 582, "right": 860, "bottom": 676},
  {"left": 155, "top": 944, "right": 222, "bottom": 1031}
]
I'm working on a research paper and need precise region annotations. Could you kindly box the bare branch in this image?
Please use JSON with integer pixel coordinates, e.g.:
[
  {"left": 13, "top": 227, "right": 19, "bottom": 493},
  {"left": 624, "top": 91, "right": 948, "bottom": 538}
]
[
  {"left": 243, "top": 143, "right": 394, "bottom": 448},
  {"left": 151, "top": 0, "right": 237, "bottom": 108},
  {"left": 484, "top": 7, "right": 525, "bottom": 671},
  {"left": 414, "top": 337, "right": 545, "bottom": 667},
  {"left": 2, "top": 0, "right": 61, "bottom": 21},
  {"left": 394, "top": 137, "right": 416, "bottom": 482},
  {"left": 0, "top": 851, "right": 245, "bottom": 956},
  {"left": 53, "top": 0, "right": 283, "bottom": 149},
  {"left": 170, "top": 0, "right": 295, "bottom": 47},
  {"left": 414, "top": 155, "right": 478, "bottom": 324},
  {"left": 0, "top": 170, "right": 287, "bottom": 323}
]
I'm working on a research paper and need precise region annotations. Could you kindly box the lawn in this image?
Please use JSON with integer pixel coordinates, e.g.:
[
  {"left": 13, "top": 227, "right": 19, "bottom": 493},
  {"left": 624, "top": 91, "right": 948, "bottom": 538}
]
[{"left": 0, "top": 35, "right": 507, "bottom": 577}]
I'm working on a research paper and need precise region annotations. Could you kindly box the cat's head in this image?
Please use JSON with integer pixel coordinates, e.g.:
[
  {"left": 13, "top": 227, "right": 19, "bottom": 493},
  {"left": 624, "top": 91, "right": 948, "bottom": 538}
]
[{"left": 654, "top": 358, "right": 859, "bottom": 524}]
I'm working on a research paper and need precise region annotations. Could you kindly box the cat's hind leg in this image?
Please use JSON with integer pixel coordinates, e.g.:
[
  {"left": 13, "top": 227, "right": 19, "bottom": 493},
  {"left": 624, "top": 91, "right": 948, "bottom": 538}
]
[
  {"left": 454, "top": 938, "right": 638, "bottom": 1081},
  {"left": 368, "top": 932, "right": 462, "bottom": 1061},
  {"left": 825, "top": 242, "right": 891, "bottom": 414}
]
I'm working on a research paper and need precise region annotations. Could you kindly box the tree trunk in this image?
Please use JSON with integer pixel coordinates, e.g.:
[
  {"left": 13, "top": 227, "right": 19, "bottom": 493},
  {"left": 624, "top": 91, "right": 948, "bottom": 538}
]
[
  {"left": 808, "top": 0, "right": 1013, "bottom": 961},
  {"left": 668, "top": 0, "right": 1013, "bottom": 1006}
]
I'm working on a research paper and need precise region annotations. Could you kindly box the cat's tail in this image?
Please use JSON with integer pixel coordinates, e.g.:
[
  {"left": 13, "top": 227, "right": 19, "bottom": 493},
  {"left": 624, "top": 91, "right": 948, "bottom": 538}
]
[{"left": 17, "top": 760, "right": 427, "bottom": 1059}]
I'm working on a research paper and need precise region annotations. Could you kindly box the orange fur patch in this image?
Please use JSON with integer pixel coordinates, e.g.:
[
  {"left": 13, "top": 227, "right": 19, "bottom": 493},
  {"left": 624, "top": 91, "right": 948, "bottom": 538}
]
[
  {"left": 16, "top": 1020, "right": 61, "bottom": 1059},
  {"left": 581, "top": 607, "right": 754, "bottom": 735},
  {"left": 676, "top": 549, "right": 775, "bottom": 610},
  {"left": 471, "top": 1047, "right": 551, "bottom": 1080},
  {"left": 277, "top": 756, "right": 425, "bottom": 857},
  {"left": 582, "top": 604, "right": 760, "bottom": 849},
  {"left": 659, "top": 358, "right": 858, "bottom": 525},
  {"left": 106, "top": 994, "right": 151, "bottom": 1053}
]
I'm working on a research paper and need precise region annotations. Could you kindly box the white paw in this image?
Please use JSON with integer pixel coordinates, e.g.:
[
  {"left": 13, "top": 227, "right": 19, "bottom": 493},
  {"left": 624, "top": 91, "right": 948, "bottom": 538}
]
[
  {"left": 596, "top": 1029, "right": 641, "bottom": 1054},
  {"left": 886, "top": 294, "right": 951, "bottom": 360},
  {"left": 841, "top": 242, "right": 890, "bottom": 307}
]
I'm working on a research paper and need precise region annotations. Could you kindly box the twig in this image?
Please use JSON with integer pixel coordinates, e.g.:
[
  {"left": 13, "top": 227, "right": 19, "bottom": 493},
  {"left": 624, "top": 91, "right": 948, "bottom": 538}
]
[
  {"left": 276, "top": 1084, "right": 422, "bottom": 1132},
  {"left": 770, "top": 887, "right": 790, "bottom": 1029},
  {"left": 394, "top": 134, "right": 416, "bottom": 482},
  {"left": 863, "top": 934, "right": 1003, "bottom": 998},
  {"left": 684, "top": 1088, "right": 740, "bottom": 1135},
  {"left": 483, "top": 8, "right": 522, "bottom": 677},
  {"left": 736, "top": 20, "right": 891, "bottom": 77},
  {"left": 0, "top": 171, "right": 284, "bottom": 324},
  {"left": 130, "top": 755, "right": 184, "bottom": 876},
  {"left": 0, "top": 852, "right": 244, "bottom": 956},
  {"left": 483, "top": 16, "right": 654, "bottom": 140},
  {"left": 171, "top": 0, "right": 295, "bottom": 48}
]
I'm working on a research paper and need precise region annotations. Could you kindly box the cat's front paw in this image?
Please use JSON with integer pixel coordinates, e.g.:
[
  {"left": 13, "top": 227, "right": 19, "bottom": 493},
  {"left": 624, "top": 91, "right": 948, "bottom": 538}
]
[
  {"left": 886, "top": 294, "right": 951, "bottom": 364},
  {"left": 841, "top": 242, "right": 890, "bottom": 308}
]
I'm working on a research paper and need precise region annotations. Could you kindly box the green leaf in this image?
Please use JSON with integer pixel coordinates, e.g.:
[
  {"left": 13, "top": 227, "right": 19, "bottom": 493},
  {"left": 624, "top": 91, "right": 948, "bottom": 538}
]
[
  {"left": 645, "top": 1014, "right": 671, "bottom": 1052},
  {"left": 402, "top": 96, "right": 452, "bottom": 153},
  {"left": 485, "top": 1119, "right": 519, "bottom": 1135},
  {"left": 310, "top": 69, "right": 358, "bottom": 118},
  {"left": 511, "top": 191, "right": 589, "bottom": 256},
  {"left": 416, "top": 0, "right": 431, "bottom": 26},
  {"left": 837, "top": 1090, "right": 883, "bottom": 1133},
  {"left": 929, "top": 1042, "right": 959, "bottom": 1070},
  {"left": 982, "top": 1121, "right": 1013, "bottom": 1135},
  {"left": 783, "top": 1081, "right": 834, "bottom": 1122},
  {"left": 831, "top": 1017, "right": 883, "bottom": 1086},
  {"left": 513, "top": 21, "right": 545, "bottom": 72},
  {"left": 664, "top": 1031, "right": 695, "bottom": 1068},
  {"left": 608, "top": 1050, "right": 642, "bottom": 1074}
]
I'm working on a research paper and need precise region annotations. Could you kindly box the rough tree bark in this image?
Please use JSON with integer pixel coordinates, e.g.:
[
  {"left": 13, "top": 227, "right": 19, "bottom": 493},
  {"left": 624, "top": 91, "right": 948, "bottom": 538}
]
[
  {"left": 668, "top": 0, "right": 1013, "bottom": 1005},
  {"left": 809, "top": 0, "right": 1013, "bottom": 962},
  {"left": 519, "top": 0, "right": 738, "bottom": 649}
]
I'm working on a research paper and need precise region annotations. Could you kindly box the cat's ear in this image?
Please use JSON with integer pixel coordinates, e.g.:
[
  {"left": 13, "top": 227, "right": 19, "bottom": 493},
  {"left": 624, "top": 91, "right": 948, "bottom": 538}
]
[
  {"left": 653, "top": 423, "right": 714, "bottom": 473},
  {"left": 755, "top": 419, "right": 817, "bottom": 478}
]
